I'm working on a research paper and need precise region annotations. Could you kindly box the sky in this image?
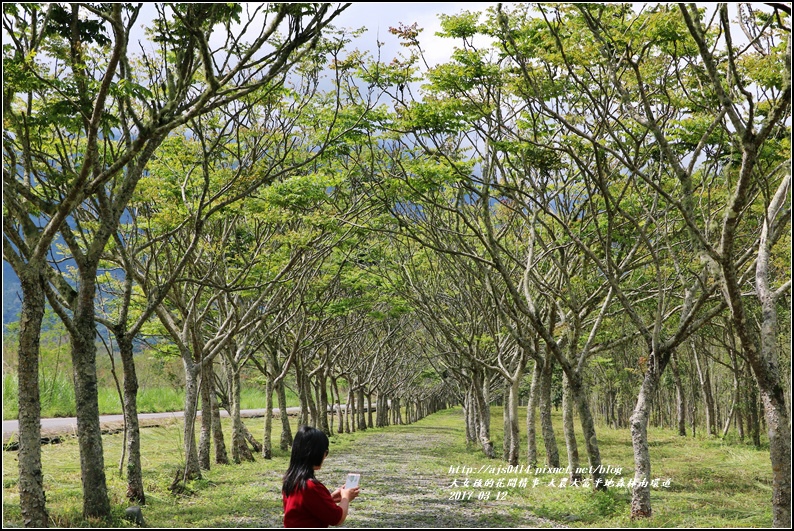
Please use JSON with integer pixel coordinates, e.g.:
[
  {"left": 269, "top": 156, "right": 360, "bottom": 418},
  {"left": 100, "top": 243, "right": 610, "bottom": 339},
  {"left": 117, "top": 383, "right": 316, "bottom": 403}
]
[
  {"left": 126, "top": 3, "right": 769, "bottom": 75},
  {"left": 129, "top": 3, "right": 501, "bottom": 69},
  {"left": 329, "top": 2, "right": 498, "bottom": 65},
  {"left": 328, "top": 2, "right": 768, "bottom": 62}
]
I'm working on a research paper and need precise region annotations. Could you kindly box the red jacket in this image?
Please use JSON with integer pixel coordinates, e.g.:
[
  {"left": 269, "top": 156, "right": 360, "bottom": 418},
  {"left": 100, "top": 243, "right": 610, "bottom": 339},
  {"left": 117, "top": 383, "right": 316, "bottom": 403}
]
[{"left": 283, "top": 479, "right": 343, "bottom": 528}]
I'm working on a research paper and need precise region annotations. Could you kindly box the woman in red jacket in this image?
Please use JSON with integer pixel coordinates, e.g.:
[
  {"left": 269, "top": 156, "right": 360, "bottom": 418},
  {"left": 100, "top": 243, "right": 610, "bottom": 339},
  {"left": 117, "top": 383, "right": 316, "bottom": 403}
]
[{"left": 282, "top": 426, "right": 360, "bottom": 528}]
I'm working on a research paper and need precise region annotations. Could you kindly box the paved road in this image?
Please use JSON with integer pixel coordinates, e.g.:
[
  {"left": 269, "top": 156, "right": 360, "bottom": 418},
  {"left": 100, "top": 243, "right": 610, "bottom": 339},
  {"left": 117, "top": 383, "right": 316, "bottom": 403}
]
[{"left": 2, "top": 407, "right": 308, "bottom": 444}]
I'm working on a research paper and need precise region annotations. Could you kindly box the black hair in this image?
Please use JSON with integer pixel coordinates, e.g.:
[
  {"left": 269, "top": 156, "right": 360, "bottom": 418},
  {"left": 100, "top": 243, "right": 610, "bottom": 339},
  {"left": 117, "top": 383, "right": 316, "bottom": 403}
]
[{"left": 282, "top": 425, "right": 330, "bottom": 496}]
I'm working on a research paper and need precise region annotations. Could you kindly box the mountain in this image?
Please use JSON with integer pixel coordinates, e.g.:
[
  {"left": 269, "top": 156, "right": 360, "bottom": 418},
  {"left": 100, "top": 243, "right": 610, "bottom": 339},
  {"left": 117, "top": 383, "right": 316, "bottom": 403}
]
[{"left": 3, "top": 261, "right": 22, "bottom": 328}]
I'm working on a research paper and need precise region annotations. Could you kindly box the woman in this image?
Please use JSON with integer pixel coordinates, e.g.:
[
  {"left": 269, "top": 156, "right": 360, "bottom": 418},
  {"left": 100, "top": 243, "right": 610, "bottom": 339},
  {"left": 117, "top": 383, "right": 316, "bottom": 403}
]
[{"left": 282, "top": 426, "right": 360, "bottom": 528}]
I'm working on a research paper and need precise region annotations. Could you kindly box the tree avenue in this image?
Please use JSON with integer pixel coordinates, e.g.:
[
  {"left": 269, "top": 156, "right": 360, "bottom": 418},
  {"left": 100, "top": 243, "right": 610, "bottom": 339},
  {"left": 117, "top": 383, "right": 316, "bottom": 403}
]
[{"left": 2, "top": 2, "right": 790, "bottom": 528}]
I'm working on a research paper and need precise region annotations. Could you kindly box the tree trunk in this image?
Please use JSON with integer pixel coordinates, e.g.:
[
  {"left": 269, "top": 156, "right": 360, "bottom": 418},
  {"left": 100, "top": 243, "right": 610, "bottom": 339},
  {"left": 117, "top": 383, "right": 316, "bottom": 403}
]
[
  {"left": 539, "top": 356, "right": 560, "bottom": 468},
  {"left": 327, "top": 378, "right": 336, "bottom": 433},
  {"left": 332, "top": 377, "right": 344, "bottom": 434},
  {"left": 611, "top": 391, "right": 619, "bottom": 429},
  {"left": 690, "top": 369, "right": 698, "bottom": 439},
  {"left": 277, "top": 379, "right": 293, "bottom": 450},
  {"left": 526, "top": 361, "right": 541, "bottom": 467},
  {"left": 731, "top": 347, "right": 745, "bottom": 441},
  {"left": 345, "top": 386, "right": 353, "bottom": 433},
  {"left": 568, "top": 371, "right": 605, "bottom": 488},
  {"left": 242, "top": 422, "right": 263, "bottom": 453},
  {"left": 263, "top": 377, "right": 273, "bottom": 459},
  {"left": 761, "top": 385, "right": 792, "bottom": 528},
  {"left": 17, "top": 270, "right": 49, "bottom": 527},
  {"left": 463, "top": 392, "right": 475, "bottom": 445},
  {"left": 722, "top": 366, "right": 740, "bottom": 438},
  {"left": 228, "top": 362, "right": 254, "bottom": 463},
  {"left": 630, "top": 367, "right": 655, "bottom": 518},
  {"left": 629, "top": 349, "right": 671, "bottom": 519},
  {"left": 756, "top": 211, "right": 792, "bottom": 528},
  {"left": 198, "top": 360, "right": 212, "bottom": 470},
  {"left": 118, "top": 335, "right": 144, "bottom": 503},
  {"left": 317, "top": 373, "right": 330, "bottom": 435},
  {"left": 305, "top": 371, "right": 318, "bottom": 428},
  {"left": 395, "top": 397, "right": 403, "bottom": 425},
  {"left": 179, "top": 362, "right": 202, "bottom": 482},
  {"left": 296, "top": 362, "right": 309, "bottom": 427},
  {"left": 367, "top": 392, "right": 374, "bottom": 429},
  {"left": 671, "top": 352, "right": 686, "bottom": 436},
  {"left": 603, "top": 390, "right": 612, "bottom": 427},
  {"left": 507, "top": 376, "right": 521, "bottom": 466},
  {"left": 376, "top": 394, "right": 385, "bottom": 428},
  {"left": 562, "top": 373, "right": 581, "bottom": 482},
  {"left": 744, "top": 364, "right": 759, "bottom": 445},
  {"left": 71, "top": 270, "right": 110, "bottom": 518},
  {"left": 211, "top": 380, "right": 229, "bottom": 465},
  {"left": 748, "top": 366, "right": 761, "bottom": 447},
  {"left": 502, "top": 384, "right": 510, "bottom": 461},
  {"left": 692, "top": 342, "right": 716, "bottom": 436},
  {"left": 472, "top": 374, "right": 495, "bottom": 458},
  {"left": 357, "top": 387, "right": 367, "bottom": 431},
  {"left": 737, "top": 380, "right": 746, "bottom": 441}
]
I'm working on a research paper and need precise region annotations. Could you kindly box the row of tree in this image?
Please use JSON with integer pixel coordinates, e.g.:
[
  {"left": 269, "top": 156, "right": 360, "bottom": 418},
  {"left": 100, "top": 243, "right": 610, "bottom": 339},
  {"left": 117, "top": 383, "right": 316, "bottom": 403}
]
[
  {"left": 3, "top": 2, "right": 790, "bottom": 528},
  {"left": 378, "top": 3, "right": 790, "bottom": 524}
]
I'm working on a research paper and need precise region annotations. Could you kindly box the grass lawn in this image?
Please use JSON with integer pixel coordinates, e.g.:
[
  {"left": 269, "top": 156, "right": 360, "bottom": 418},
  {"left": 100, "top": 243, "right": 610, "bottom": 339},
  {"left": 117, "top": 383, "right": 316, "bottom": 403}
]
[{"left": 1, "top": 406, "right": 774, "bottom": 527}]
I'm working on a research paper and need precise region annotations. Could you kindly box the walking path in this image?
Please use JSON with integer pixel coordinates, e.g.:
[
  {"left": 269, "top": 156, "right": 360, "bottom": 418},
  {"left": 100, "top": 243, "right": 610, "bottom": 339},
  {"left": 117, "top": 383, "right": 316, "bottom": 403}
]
[
  {"left": 2, "top": 407, "right": 299, "bottom": 445},
  {"left": 311, "top": 424, "right": 558, "bottom": 528}
]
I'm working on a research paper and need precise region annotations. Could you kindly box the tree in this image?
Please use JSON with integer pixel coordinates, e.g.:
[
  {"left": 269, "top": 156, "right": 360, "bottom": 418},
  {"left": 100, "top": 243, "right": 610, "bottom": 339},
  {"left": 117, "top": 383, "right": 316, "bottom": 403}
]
[
  {"left": 363, "top": 13, "right": 620, "bottom": 484},
  {"left": 3, "top": 3, "right": 350, "bottom": 521},
  {"left": 678, "top": 5, "right": 791, "bottom": 525},
  {"left": 487, "top": 2, "right": 789, "bottom": 522}
]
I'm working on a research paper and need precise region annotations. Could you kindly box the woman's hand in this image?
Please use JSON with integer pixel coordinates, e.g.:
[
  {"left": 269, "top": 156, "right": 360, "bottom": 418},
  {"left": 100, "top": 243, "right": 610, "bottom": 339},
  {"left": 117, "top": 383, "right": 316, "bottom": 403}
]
[
  {"left": 333, "top": 486, "right": 360, "bottom": 526},
  {"left": 340, "top": 487, "right": 360, "bottom": 502}
]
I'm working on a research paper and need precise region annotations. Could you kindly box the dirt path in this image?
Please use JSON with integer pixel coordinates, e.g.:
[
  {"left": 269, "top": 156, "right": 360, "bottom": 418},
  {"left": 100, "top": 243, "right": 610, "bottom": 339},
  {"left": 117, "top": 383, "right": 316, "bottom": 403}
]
[{"left": 314, "top": 424, "right": 560, "bottom": 528}]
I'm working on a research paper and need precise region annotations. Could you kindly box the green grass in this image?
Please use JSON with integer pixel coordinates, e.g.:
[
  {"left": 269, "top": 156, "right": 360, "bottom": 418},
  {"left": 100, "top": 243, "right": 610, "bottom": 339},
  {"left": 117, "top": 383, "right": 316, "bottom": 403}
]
[
  {"left": 1, "top": 405, "right": 775, "bottom": 528},
  {"left": 455, "top": 408, "right": 773, "bottom": 528},
  {"left": 3, "top": 371, "right": 79, "bottom": 420},
  {"left": 2, "top": 372, "right": 19, "bottom": 420},
  {"left": 3, "top": 341, "right": 303, "bottom": 420},
  {"left": 133, "top": 387, "right": 186, "bottom": 414},
  {"left": 3, "top": 373, "right": 301, "bottom": 420},
  {"left": 504, "top": 416, "right": 774, "bottom": 528}
]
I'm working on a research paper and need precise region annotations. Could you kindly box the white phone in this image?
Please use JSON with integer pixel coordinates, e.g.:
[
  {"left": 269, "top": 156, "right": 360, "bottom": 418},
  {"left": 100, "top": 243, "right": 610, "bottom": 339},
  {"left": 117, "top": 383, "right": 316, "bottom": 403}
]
[{"left": 345, "top": 473, "right": 360, "bottom": 489}]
